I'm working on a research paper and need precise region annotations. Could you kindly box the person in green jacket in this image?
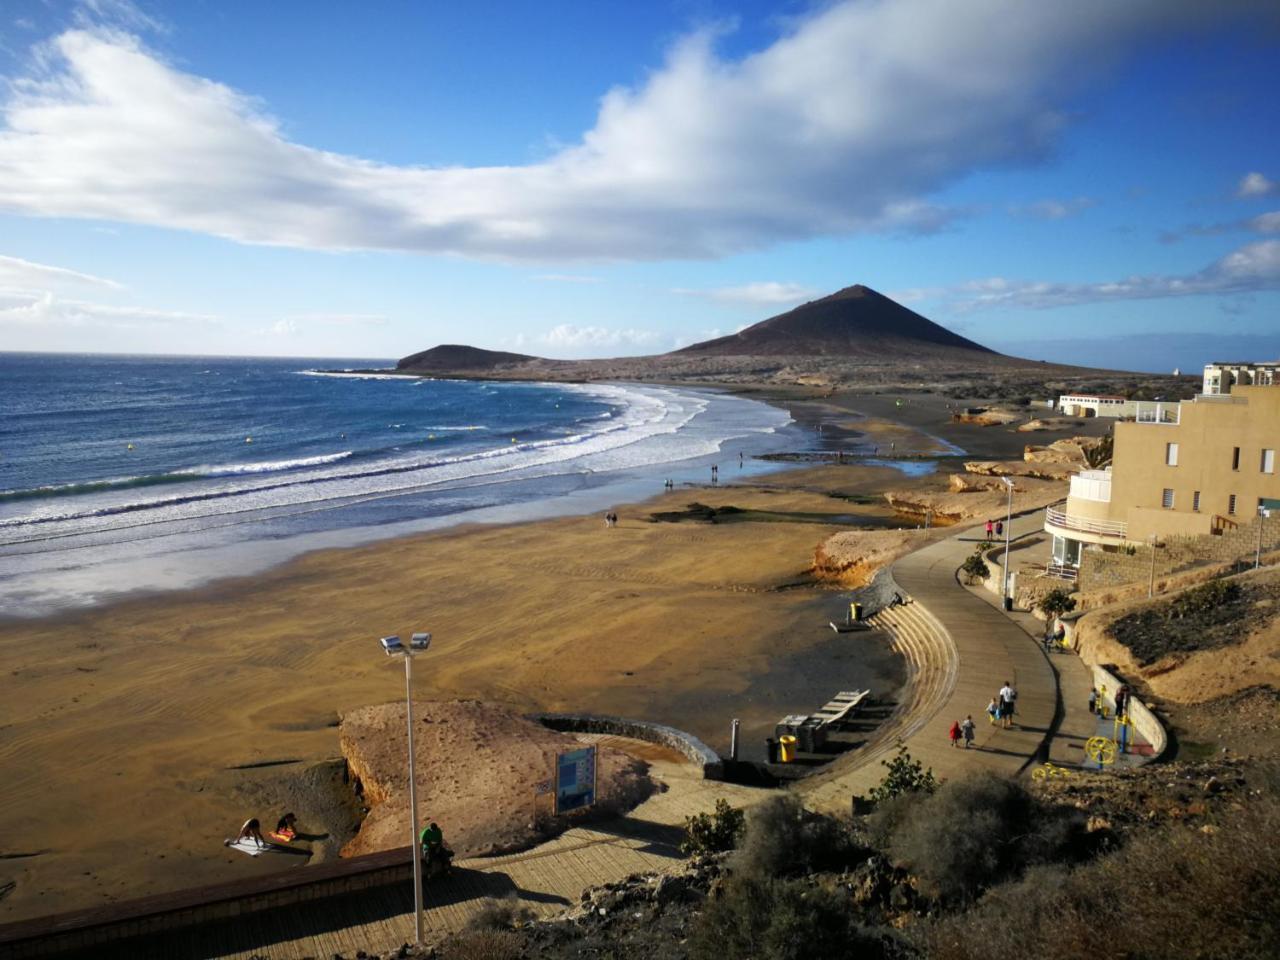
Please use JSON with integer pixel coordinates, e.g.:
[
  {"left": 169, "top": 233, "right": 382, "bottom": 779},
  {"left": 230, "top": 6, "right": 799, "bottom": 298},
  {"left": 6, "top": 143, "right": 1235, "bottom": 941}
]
[{"left": 420, "top": 821, "right": 452, "bottom": 875}]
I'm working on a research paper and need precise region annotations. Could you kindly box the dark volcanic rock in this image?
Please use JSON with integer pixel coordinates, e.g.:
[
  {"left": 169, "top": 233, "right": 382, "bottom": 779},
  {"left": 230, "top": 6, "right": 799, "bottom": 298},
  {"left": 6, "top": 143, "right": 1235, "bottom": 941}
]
[
  {"left": 672, "top": 284, "right": 996, "bottom": 360},
  {"left": 396, "top": 344, "right": 538, "bottom": 373}
]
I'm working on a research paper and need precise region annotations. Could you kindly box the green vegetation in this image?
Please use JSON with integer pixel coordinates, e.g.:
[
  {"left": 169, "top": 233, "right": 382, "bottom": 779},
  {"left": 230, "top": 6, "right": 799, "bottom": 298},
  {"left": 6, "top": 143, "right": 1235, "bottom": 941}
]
[
  {"left": 960, "top": 552, "right": 990, "bottom": 584},
  {"left": 1037, "top": 587, "right": 1077, "bottom": 620},
  {"left": 1083, "top": 432, "right": 1113, "bottom": 468},
  {"left": 863, "top": 745, "right": 938, "bottom": 805},
  {"left": 1111, "top": 575, "right": 1268, "bottom": 664},
  {"left": 681, "top": 798, "right": 745, "bottom": 855}
]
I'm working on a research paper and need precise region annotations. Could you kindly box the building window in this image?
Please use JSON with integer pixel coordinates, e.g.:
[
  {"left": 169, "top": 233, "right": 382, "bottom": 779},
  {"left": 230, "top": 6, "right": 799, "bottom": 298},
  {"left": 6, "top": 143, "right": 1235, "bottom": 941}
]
[
  {"left": 1165, "top": 442, "right": 1179, "bottom": 466},
  {"left": 1232, "top": 447, "right": 1240, "bottom": 471},
  {"left": 1162, "top": 488, "right": 1174, "bottom": 509},
  {"left": 1193, "top": 491, "right": 1201, "bottom": 512},
  {"left": 1263, "top": 449, "right": 1276, "bottom": 474},
  {"left": 1228, "top": 494, "right": 1237, "bottom": 515}
]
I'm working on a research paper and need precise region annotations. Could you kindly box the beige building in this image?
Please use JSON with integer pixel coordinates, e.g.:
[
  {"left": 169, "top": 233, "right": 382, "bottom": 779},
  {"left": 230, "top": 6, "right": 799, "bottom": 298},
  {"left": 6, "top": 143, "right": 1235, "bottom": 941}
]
[
  {"left": 1046, "top": 385, "right": 1280, "bottom": 571},
  {"left": 1203, "top": 360, "right": 1280, "bottom": 395}
]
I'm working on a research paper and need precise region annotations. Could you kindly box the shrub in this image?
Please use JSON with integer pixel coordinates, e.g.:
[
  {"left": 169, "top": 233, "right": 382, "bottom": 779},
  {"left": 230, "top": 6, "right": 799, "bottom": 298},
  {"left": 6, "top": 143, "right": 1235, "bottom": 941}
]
[
  {"left": 1170, "top": 578, "right": 1242, "bottom": 618},
  {"left": 960, "top": 553, "right": 989, "bottom": 584},
  {"left": 1037, "top": 588, "right": 1076, "bottom": 620},
  {"left": 731, "top": 795, "right": 861, "bottom": 881},
  {"left": 880, "top": 773, "right": 1086, "bottom": 902},
  {"left": 682, "top": 798, "right": 745, "bottom": 855},
  {"left": 923, "top": 791, "right": 1280, "bottom": 960},
  {"left": 690, "top": 875, "right": 893, "bottom": 960},
  {"left": 465, "top": 894, "right": 535, "bottom": 932},
  {"left": 440, "top": 930, "right": 523, "bottom": 960},
  {"left": 862, "top": 746, "right": 937, "bottom": 805}
]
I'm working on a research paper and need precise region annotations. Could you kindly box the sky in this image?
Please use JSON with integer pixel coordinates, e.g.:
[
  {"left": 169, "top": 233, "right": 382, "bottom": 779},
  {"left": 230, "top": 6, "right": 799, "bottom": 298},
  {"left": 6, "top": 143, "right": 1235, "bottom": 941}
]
[{"left": 1, "top": 0, "right": 1278, "bottom": 372}]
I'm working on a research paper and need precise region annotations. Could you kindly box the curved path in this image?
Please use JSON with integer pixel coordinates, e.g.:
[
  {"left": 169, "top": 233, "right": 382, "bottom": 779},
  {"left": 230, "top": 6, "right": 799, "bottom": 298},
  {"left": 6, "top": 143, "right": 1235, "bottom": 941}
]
[{"left": 801, "top": 511, "right": 1068, "bottom": 808}]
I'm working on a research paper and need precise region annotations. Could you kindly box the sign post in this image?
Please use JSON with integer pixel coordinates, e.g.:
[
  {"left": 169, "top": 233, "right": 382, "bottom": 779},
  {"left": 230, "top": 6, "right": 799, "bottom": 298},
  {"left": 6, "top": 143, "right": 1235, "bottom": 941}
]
[{"left": 554, "top": 746, "right": 598, "bottom": 814}]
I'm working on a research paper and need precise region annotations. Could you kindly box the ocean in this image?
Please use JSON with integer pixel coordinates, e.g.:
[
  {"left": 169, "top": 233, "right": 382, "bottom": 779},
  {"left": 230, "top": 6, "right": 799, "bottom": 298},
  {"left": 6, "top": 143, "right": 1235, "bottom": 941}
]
[{"left": 0, "top": 353, "right": 795, "bottom": 616}]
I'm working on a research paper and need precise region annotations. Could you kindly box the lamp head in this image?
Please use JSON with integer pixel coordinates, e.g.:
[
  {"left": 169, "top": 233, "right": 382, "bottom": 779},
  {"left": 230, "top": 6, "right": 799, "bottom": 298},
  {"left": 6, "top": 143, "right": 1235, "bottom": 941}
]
[
  {"left": 1001, "top": 477, "right": 1015, "bottom": 488},
  {"left": 410, "top": 632, "right": 432, "bottom": 651},
  {"left": 380, "top": 635, "right": 405, "bottom": 656}
]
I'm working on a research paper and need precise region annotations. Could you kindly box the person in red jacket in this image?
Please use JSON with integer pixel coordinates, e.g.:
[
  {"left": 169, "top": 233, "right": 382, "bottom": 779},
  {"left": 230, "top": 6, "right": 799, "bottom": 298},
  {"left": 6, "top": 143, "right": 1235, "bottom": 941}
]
[{"left": 948, "top": 719, "right": 962, "bottom": 748}]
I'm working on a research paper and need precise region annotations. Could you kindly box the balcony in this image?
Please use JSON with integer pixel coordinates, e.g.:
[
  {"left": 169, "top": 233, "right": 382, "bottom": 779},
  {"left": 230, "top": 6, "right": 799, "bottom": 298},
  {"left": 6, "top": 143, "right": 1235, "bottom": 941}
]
[
  {"left": 1133, "top": 402, "right": 1180, "bottom": 424},
  {"left": 1045, "top": 507, "right": 1127, "bottom": 541}
]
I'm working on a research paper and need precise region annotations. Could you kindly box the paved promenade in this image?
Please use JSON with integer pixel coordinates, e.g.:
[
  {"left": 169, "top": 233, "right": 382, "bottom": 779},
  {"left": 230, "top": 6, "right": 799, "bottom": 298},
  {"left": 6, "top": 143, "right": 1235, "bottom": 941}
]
[{"left": 801, "top": 510, "right": 1082, "bottom": 808}]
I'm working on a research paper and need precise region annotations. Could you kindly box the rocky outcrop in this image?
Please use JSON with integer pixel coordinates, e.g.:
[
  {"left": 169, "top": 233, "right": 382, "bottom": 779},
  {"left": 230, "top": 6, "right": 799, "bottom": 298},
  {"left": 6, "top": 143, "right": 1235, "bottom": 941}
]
[{"left": 812, "top": 530, "right": 923, "bottom": 587}]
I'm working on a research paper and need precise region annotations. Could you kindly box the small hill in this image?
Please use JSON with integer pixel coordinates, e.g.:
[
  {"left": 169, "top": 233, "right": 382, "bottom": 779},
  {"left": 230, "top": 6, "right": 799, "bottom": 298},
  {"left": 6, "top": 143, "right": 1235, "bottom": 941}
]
[
  {"left": 397, "top": 344, "right": 537, "bottom": 373},
  {"left": 672, "top": 284, "right": 996, "bottom": 359}
]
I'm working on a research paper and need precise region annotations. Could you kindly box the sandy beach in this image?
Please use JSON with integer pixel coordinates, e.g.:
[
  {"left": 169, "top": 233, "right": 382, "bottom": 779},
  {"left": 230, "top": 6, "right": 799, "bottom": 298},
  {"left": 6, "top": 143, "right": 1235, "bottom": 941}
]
[{"left": 0, "top": 389, "right": 1073, "bottom": 921}]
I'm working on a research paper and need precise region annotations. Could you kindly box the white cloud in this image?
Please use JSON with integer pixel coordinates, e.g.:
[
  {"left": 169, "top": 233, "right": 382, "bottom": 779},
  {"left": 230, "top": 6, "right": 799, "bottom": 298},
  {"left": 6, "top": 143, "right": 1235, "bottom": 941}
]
[
  {"left": 948, "top": 239, "right": 1280, "bottom": 310},
  {"left": 0, "top": 1, "right": 1260, "bottom": 262},
  {"left": 1249, "top": 211, "right": 1280, "bottom": 233},
  {"left": 532, "top": 273, "right": 604, "bottom": 284},
  {"left": 675, "top": 281, "right": 818, "bottom": 306},
  {"left": 0, "top": 289, "right": 216, "bottom": 327},
  {"left": 1010, "top": 196, "right": 1097, "bottom": 220},
  {"left": 1237, "top": 171, "right": 1277, "bottom": 198},
  {"left": 539, "top": 324, "right": 663, "bottom": 348},
  {"left": 0, "top": 253, "right": 122, "bottom": 291}
]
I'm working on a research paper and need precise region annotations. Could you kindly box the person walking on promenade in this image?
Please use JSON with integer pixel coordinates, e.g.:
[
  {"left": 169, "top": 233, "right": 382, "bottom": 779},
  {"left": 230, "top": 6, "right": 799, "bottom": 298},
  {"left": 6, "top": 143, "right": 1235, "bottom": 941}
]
[
  {"left": 961, "top": 715, "right": 976, "bottom": 749},
  {"left": 948, "top": 720, "right": 962, "bottom": 747},
  {"left": 995, "top": 519, "right": 1004, "bottom": 537},
  {"left": 986, "top": 696, "right": 999, "bottom": 725},
  {"left": 999, "top": 681, "right": 1016, "bottom": 729},
  {"left": 985, "top": 519, "right": 994, "bottom": 539}
]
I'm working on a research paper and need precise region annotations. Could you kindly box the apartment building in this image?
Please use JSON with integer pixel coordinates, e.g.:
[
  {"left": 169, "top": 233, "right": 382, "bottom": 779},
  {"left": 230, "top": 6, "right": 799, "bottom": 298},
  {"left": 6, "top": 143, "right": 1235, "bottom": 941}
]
[
  {"left": 1203, "top": 360, "right": 1280, "bottom": 395},
  {"left": 1045, "top": 385, "right": 1280, "bottom": 571}
]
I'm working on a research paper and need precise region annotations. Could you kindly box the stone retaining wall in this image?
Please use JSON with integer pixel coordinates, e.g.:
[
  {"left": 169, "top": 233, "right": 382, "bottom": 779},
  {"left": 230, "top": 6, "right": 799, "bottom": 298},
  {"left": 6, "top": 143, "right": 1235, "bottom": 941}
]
[{"left": 531, "top": 713, "right": 723, "bottom": 780}]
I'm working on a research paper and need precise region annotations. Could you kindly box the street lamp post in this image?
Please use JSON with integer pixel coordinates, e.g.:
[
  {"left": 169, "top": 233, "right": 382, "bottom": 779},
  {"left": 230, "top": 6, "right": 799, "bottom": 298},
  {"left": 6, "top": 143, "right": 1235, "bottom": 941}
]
[
  {"left": 1001, "top": 477, "right": 1015, "bottom": 609},
  {"left": 380, "top": 632, "right": 432, "bottom": 945},
  {"left": 1257, "top": 506, "right": 1268, "bottom": 570},
  {"left": 1147, "top": 536, "right": 1160, "bottom": 598}
]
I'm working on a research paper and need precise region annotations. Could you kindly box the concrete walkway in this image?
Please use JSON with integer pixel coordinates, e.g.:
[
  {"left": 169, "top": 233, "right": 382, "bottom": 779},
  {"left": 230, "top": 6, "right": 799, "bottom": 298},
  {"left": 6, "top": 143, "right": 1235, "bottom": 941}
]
[{"left": 802, "top": 509, "right": 1093, "bottom": 807}]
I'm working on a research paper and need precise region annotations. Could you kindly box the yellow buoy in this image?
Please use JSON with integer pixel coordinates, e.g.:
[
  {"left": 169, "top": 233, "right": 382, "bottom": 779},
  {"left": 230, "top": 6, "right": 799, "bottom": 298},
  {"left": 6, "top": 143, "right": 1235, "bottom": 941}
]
[
  {"left": 127, "top": 443, "right": 134, "bottom": 450},
  {"left": 511, "top": 437, "right": 517, "bottom": 443}
]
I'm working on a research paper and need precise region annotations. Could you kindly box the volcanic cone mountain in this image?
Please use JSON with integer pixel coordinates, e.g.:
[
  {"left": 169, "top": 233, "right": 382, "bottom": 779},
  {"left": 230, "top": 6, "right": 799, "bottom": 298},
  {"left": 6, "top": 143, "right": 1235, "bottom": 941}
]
[{"left": 672, "top": 284, "right": 996, "bottom": 360}]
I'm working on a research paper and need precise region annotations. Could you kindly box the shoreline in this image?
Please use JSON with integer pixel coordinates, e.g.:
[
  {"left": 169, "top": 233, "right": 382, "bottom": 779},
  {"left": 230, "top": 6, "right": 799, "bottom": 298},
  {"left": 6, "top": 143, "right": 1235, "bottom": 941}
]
[{"left": 0, "top": 386, "right": 1064, "bottom": 921}]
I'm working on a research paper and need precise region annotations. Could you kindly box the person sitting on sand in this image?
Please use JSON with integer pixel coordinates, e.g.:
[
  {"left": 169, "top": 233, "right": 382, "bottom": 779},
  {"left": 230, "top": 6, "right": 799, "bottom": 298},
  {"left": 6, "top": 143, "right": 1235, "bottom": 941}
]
[
  {"left": 235, "top": 818, "right": 266, "bottom": 848},
  {"left": 271, "top": 812, "right": 298, "bottom": 842}
]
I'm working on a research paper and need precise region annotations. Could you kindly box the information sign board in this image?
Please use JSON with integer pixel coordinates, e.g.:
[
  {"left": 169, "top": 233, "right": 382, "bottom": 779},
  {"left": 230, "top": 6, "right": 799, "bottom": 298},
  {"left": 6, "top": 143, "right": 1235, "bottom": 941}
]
[{"left": 554, "top": 746, "right": 597, "bottom": 813}]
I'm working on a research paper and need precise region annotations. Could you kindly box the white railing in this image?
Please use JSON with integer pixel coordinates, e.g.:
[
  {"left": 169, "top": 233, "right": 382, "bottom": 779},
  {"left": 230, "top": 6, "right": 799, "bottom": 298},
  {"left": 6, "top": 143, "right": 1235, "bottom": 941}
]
[
  {"left": 1046, "top": 507, "right": 1127, "bottom": 538},
  {"left": 1134, "top": 402, "right": 1180, "bottom": 424},
  {"left": 1044, "top": 562, "right": 1078, "bottom": 582}
]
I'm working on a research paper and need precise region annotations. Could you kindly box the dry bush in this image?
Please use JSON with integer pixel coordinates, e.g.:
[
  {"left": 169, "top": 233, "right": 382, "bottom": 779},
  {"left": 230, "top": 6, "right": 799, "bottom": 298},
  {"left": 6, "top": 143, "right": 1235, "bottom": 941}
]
[
  {"left": 690, "top": 875, "right": 892, "bottom": 960},
  {"left": 731, "top": 795, "right": 861, "bottom": 882},
  {"left": 439, "top": 929, "right": 524, "bottom": 960},
  {"left": 924, "top": 791, "right": 1280, "bottom": 960},
  {"left": 464, "top": 894, "right": 535, "bottom": 933},
  {"left": 877, "top": 772, "right": 1087, "bottom": 902}
]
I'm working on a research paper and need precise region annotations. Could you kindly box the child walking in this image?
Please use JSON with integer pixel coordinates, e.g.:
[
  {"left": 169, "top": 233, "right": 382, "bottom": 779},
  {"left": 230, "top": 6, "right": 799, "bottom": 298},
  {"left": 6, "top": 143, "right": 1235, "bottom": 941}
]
[
  {"left": 961, "top": 715, "right": 976, "bottom": 749},
  {"left": 948, "top": 720, "right": 962, "bottom": 748}
]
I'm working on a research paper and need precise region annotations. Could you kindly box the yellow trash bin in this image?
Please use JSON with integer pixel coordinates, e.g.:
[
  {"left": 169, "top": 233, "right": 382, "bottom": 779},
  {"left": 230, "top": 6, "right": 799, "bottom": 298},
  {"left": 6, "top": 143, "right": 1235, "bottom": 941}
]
[{"left": 778, "top": 735, "right": 798, "bottom": 763}]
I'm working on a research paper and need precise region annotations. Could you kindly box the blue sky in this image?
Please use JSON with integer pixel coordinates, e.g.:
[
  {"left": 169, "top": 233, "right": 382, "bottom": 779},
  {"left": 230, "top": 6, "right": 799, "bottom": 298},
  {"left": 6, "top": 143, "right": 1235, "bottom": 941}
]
[{"left": 1, "top": 0, "right": 1278, "bottom": 372}]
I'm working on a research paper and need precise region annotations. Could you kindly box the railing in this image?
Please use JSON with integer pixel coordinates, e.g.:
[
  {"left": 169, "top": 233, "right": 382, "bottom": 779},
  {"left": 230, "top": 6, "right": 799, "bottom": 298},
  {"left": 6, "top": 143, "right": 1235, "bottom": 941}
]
[
  {"left": 1211, "top": 514, "right": 1239, "bottom": 535},
  {"left": 1046, "top": 508, "right": 1128, "bottom": 538},
  {"left": 1134, "top": 403, "right": 1180, "bottom": 424},
  {"left": 1044, "top": 562, "right": 1078, "bottom": 582}
]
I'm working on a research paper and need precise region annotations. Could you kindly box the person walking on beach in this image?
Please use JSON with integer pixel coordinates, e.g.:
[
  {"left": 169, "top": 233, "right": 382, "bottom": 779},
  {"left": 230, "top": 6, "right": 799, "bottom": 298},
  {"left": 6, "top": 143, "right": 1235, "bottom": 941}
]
[
  {"left": 948, "top": 720, "right": 962, "bottom": 747},
  {"left": 985, "top": 519, "right": 994, "bottom": 539},
  {"left": 961, "top": 715, "right": 976, "bottom": 749},
  {"left": 999, "top": 681, "right": 1016, "bottom": 728}
]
